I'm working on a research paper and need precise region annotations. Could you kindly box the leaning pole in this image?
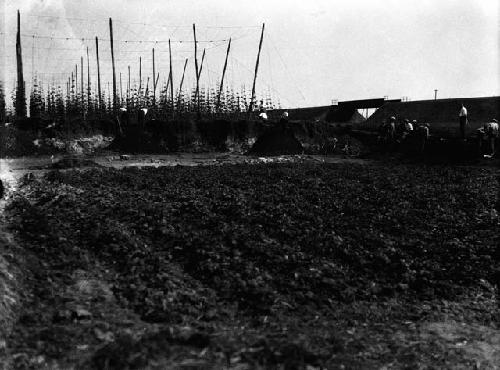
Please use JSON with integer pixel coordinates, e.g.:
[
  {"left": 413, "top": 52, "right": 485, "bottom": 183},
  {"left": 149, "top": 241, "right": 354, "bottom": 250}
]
[
  {"left": 217, "top": 38, "right": 232, "bottom": 111},
  {"left": 248, "top": 23, "right": 265, "bottom": 114},
  {"left": 15, "top": 10, "right": 26, "bottom": 117},
  {"left": 109, "top": 18, "right": 117, "bottom": 112}
]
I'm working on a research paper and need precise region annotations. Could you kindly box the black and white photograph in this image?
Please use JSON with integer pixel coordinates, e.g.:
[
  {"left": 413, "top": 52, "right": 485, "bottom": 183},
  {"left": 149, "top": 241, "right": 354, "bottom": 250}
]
[{"left": 0, "top": 0, "right": 499, "bottom": 368}]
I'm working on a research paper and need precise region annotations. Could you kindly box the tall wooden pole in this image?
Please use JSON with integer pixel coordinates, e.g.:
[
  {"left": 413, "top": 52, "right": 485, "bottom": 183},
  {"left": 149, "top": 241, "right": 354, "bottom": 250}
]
[
  {"left": 168, "top": 40, "right": 174, "bottom": 115},
  {"left": 80, "top": 57, "right": 84, "bottom": 102},
  {"left": 152, "top": 48, "right": 156, "bottom": 107},
  {"left": 248, "top": 23, "right": 265, "bottom": 114},
  {"left": 66, "top": 78, "right": 70, "bottom": 102},
  {"left": 217, "top": 38, "right": 231, "bottom": 111},
  {"left": 139, "top": 57, "right": 142, "bottom": 97},
  {"left": 193, "top": 24, "right": 199, "bottom": 115},
  {"left": 166, "top": 70, "right": 171, "bottom": 92},
  {"left": 109, "top": 18, "right": 117, "bottom": 112},
  {"left": 66, "top": 78, "right": 70, "bottom": 128},
  {"left": 177, "top": 58, "right": 188, "bottom": 105},
  {"left": 15, "top": 10, "right": 26, "bottom": 117},
  {"left": 75, "top": 64, "right": 78, "bottom": 97},
  {"left": 86, "top": 47, "right": 91, "bottom": 111},
  {"left": 95, "top": 36, "right": 102, "bottom": 109},
  {"left": 194, "top": 49, "right": 205, "bottom": 112},
  {"left": 80, "top": 56, "right": 84, "bottom": 115},
  {"left": 199, "top": 49, "right": 206, "bottom": 78},
  {"left": 120, "top": 72, "right": 123, "bottom": 106},
  {"left": 127, "top": 65, "right": 130, "bottom": 107}
]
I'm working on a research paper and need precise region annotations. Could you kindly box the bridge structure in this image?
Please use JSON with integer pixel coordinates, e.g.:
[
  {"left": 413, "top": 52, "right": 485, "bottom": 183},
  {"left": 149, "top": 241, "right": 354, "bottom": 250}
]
[{"left": 271, "top": 97, "right": 402, "bottom": 123}]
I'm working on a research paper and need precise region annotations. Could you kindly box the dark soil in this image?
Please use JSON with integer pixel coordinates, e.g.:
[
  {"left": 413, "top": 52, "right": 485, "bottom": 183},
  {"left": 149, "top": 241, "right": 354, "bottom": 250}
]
[
  {"left": 2, "top": 162, "right": 499, "bottom": 368},
  {"left": 248, "top": 126, "right": 304, "bottom": 156},
  {"left": 49, "top": 157, "right": 102, "bottom": 170}
]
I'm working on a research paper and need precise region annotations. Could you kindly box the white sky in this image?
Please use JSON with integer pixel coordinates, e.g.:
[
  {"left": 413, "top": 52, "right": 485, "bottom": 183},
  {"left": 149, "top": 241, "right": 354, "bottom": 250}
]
[{"left": 1, "top": 0, "right": 499, "bottom": 108}]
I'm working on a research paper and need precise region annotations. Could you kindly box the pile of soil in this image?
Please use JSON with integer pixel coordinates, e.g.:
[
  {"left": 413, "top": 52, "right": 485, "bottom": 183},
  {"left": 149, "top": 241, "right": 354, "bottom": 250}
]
[
  {"left": 248, "top": 126, "right": 304, "bottom": 156},
  {"left": 0, "top": 127, "right": 51, "bottom": 158}
]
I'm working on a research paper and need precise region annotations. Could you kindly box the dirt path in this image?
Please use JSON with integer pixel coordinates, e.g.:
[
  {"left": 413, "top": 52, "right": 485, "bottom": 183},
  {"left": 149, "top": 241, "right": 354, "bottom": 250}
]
[{"left": 1, "top": 153, "right": 368, "bottom": 184}]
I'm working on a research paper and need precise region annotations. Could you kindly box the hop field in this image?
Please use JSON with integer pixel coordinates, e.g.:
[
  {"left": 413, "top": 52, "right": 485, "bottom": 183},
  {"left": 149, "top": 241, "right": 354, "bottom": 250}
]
[{"left": 4, "top": 162, "right": 500, "bottom": 368}]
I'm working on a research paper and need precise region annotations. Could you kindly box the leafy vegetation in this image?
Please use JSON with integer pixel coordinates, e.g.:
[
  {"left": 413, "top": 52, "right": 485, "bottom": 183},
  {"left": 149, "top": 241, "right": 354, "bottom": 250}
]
[
  {"left": 7, "top": 75, "right": 278, "bottom": 127},
  {"left": 5, "top": 162, "right": 499, "bottom": 368}
]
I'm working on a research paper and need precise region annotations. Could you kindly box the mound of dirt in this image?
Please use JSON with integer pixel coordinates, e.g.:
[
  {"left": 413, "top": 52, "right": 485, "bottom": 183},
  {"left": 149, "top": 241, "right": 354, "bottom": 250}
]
[
  {"left": 248, "top": 125, "right": 304, "bottom": 156},
  {"left": 0, "top": 127, "right": 49, "bottom": 158}
]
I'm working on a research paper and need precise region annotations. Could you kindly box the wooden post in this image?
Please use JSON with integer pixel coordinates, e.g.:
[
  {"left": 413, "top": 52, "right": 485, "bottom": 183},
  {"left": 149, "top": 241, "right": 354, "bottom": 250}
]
[
  {"left": 75, "top": 64, "right": 78, "bottom": 97},
  {"left": 95, "top": 36, "right": 102, "bottom": 109},
  {"left": 193, "top": 24, "right": 199, "bottom": 114},
  {"left": 248, "top": 23, "right": 265, "bottom": 114},
  {"left": 80, "top": 57, "right": 84, "bottom": 103},
  {"left": 67, "top": 78, "right": 70, "bottom": 130},
  {"left": 86, "top": 46, "right": 91, "bottom": 111},
  {"left": 139, "top": 57, "right": 142, "bottom": 98},
  {"left": 109, "top": 18, "right": 117, "bottom": 112},
  {"left": 199, "top": 49, "right": 206, "bottom": 78},
  {"left": 194, "top": 49, "right": 205, "bottom": 112},
  {"left": 177, "top": 58, "right": 188, "bottom": 105},
  {"left": 152, "top": 48, "right": 156, "bottom": 107},
  {"left": 127, "top": 65, "right": 130, "bottom": 108},
  {"left": 166, "top": 70, "right": 171, "bottom": 92},
  {"left": 15, "top": 10, "right": 26, "bottom": 117},
  {"left": 80, "top": 56, "right": 84, "bottom": 115},
  {"left": 217, "top": 38, "right": 231, "bottom": 111},
  {"left": 120, "top": 72, "right": 123, "bottom": 106},
  {"left": 168, "top": 40, "right": 174, "bottom": 115}
]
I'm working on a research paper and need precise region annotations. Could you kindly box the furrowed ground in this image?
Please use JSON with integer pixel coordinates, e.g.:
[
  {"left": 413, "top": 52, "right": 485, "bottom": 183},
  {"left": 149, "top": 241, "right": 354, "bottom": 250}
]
[{"left": 3, "top": 162, "right": 500, "bottom": 369}]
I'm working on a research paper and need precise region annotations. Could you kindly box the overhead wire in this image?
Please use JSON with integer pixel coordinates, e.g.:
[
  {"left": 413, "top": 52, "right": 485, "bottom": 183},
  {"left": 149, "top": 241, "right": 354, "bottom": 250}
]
[
  {"left": 4, "top": 16, "right": 274, "bottom": 108},
  {"left": 268, "top": 34, "right": 306, "bottom": 104}
]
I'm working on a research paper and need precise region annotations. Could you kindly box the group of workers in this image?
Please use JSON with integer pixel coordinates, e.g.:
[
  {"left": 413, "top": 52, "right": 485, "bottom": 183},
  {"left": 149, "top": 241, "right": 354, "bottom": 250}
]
[
  {"left": 379, "top": 116, "right": 430, "bottom": 153},
  {"left": 458, "top": 103, "right": 498, "bottom": 157},
  {"left": 379, "top": 104, "right": 499, "bottom": 157}
]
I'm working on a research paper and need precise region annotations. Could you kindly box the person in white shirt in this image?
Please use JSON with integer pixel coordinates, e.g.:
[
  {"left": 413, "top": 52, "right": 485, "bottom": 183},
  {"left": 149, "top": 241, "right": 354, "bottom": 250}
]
[
  {"left": 258, "top": 109, "right": 268, "bottom": 121},
  {"left": 459, "top": 104, "right": 468, "bottom": 139},
  {"left": 405, "top": 119, "right": 414, "bottom": 131}
]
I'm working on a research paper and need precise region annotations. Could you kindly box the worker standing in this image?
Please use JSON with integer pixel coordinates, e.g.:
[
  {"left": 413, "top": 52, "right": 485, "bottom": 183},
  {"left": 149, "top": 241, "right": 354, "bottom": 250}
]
[
  {"left": 483, "top": 118, "right": 499, "bottom": 157},
  {"left": 386, "top": 116, "right": 396, "bottom": 142},
  {"left": 459, "top": 104, "right": 468, "bottom": 140},
  {"left": 258, "top": 108, "right": 268, "bottom": 121},
  {"left": 416, "top": 123, "right": 430, "bottom": 153}
]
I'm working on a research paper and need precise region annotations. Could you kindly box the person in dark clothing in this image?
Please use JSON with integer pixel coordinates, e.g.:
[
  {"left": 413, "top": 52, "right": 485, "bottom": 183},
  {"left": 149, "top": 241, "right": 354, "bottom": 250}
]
[
  {"left": 416, "top": 123, "right": 430, "bottom": 153},
  {"left": 384, "top": 117, "right": 396, "bottom": 142},
  {"left": 483, "top": 118, "right": 499, "bottom": 157}
]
